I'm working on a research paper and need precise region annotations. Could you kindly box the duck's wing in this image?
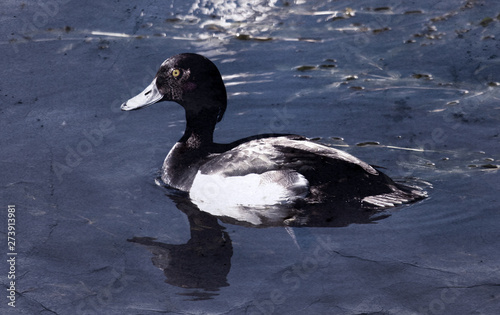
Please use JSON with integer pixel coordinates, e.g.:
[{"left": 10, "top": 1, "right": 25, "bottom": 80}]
[
  {"left": 268, "top": 139, "right": 426, "bottom": 206},
  {"left": 201, "top": 135, "right": 378, "bottom": 177},
  {"left": 191, "top": 135, "right": 381, "bottom": 205},
  {"left": 196, "top": 135, "right": 426, "bottom": 207}
]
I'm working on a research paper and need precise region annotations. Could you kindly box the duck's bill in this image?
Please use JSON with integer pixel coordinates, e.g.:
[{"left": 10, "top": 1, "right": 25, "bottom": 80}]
[{"left": 121, "top": 78, "right": 163, "bottom": 111}]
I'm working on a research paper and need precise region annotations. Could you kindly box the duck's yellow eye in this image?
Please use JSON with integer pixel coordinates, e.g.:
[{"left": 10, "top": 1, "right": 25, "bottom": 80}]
[{"left": 172, "top": 69, "right": 181, "bottom": 77}]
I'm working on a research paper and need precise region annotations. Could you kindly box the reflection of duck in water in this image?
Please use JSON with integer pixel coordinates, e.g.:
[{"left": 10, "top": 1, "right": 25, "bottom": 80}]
[
  {"left": 128, "top": 189, "right": 398, "bottom": 299},
  {"left": 122, "top": 53, "right": 426, "bottom": 222},
  {"left": 167, "top": 187, "right": 393, "bottom": 228},
  {"left": 128, "top": 195, "right": 232, "bottom": 300},
  {"left": 129, "top": 189, "right": 398, "bottom": 301}
]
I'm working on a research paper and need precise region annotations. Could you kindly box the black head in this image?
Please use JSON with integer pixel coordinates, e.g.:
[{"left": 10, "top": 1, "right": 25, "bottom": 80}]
[{"left": 121, "top": 53, "right": 227, "bottom": 123}]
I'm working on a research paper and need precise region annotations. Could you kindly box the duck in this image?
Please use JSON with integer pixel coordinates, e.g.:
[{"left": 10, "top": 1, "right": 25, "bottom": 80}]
[{"left": 121, "top": 53, "right": 426, "bottom": 210}]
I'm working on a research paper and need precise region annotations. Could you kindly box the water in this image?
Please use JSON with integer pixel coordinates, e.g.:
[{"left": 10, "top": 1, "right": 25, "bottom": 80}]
[{"left": 1, "top": 0, "right": 499, "bottom": 314}]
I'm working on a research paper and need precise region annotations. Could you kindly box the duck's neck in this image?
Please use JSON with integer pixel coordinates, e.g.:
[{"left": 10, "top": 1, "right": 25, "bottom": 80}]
[
  {"left": 179, "top": 124, "right": 214, "bottom": 148},
  {"left": 179, "top": 109, "right": 218, "bottom": 147},
  {"left": 161, "top": 110, "right": 218, "bottom": 191}
]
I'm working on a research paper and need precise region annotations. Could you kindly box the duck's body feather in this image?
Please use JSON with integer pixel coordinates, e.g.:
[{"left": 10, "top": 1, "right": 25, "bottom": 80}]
[
  {"left": 162, "top": 134, "right": 424, "bottom": 208},
  {"left": 198, "top": 135, "right": 377, "bottom": 177}
]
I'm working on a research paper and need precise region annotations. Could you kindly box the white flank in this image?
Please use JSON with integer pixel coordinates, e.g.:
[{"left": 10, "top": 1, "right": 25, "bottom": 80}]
[
  {"left": 189, "top": 170, "right": 309, "bottom": 224},
  {"left": 190, "top": 170, "right": 308, "bottom": 206}
]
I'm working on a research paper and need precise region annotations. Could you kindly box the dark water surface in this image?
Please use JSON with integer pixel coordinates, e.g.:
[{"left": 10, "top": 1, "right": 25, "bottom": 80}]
[{"left": 1, "top": 0, "right": 500, "bottom": 314}]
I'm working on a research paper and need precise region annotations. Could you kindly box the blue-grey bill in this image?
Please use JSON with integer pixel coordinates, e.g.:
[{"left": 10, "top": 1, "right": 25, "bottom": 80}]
[{"left": 121, "top": 78, "right": 162, "bottom": 111}]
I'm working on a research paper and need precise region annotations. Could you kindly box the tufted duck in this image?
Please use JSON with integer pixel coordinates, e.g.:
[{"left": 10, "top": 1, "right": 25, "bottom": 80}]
[{"left": 121, "top": 53, "right": 426, "bottom": 209}]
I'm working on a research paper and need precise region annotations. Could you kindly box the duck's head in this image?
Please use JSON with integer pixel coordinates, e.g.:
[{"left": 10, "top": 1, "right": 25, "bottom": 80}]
[{"left": 121, "top": 53, "right": 227, "bottom": 124}]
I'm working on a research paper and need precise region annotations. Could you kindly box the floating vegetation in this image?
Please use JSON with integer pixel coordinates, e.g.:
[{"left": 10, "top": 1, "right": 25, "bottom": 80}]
[
  {"left": 468, "top": 156, "right": 498, "bottom": 169},
  {"left": 411, "top": 25, "right": 446, "bottom": 41},
  {"left": 328, "top": 7, "right": 355, "bottom": 22},
  {"left": 165, "top": 17, "right": 181, "bottom": 22},
  {"left": 479, "top": 17, "right": 494, "bottom": 27},
  {"left": 294, "top": 60, "right": 337, "bottom": 74},
  {"left": 97, "top": 39, "right": 110, "bottom": 50},
  {"left": 329, "top": 16, "right": 347, "bottom": 22},
  {"left": 47, "top": 26, "right": 73, "bottom": 32},
  {"left": 204, "top": 24, "right": 226, "bottom": 32},
  {"left": 356, "top": 141, "right": 380, "bottom": 146},
  {"left": 425, "top": 33, "right": 445, "bottom": 40},
  {"left": 427, "top": 25, "right": 438, "bottom": 32},
  {"left": 481, "top": 164, "right": 499, "bottom": 169},
  {"left": 482, "top": 35, "right": 495, "bottom": 40},
  {"left": 404, "top": 10, "right": 423, "bottom": 15},
  {"left": 373, "top": 27, "right": 391, "bottom": 34},
  {"left": 235, "top": 33, "right": 251, "bottom": 40},
  {"left": 234, "top": 34, "right": 273, "bottom": 41},
  {"left": 412, "top": 73, "right": 433, "bottom": 80},
  {"left": 372, "top": 7, "right": 391, "bottom": 12},
  {"left": 344, "top": 75, "right": 358, "bottom": 81},
  {"left": 344, "top": 7, "right": 355, "bottom": 17},
  {"left": 295, "top": 65, "right": 317, "bottom": 72},
  {"left": 431, "top": 12, "right": 458, "bottom": 23}
]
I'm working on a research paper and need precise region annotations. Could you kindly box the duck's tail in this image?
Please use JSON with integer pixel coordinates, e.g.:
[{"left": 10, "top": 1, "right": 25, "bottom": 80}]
[{"left": 361, "top": 179, "right": 430, "bottom": 209}]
